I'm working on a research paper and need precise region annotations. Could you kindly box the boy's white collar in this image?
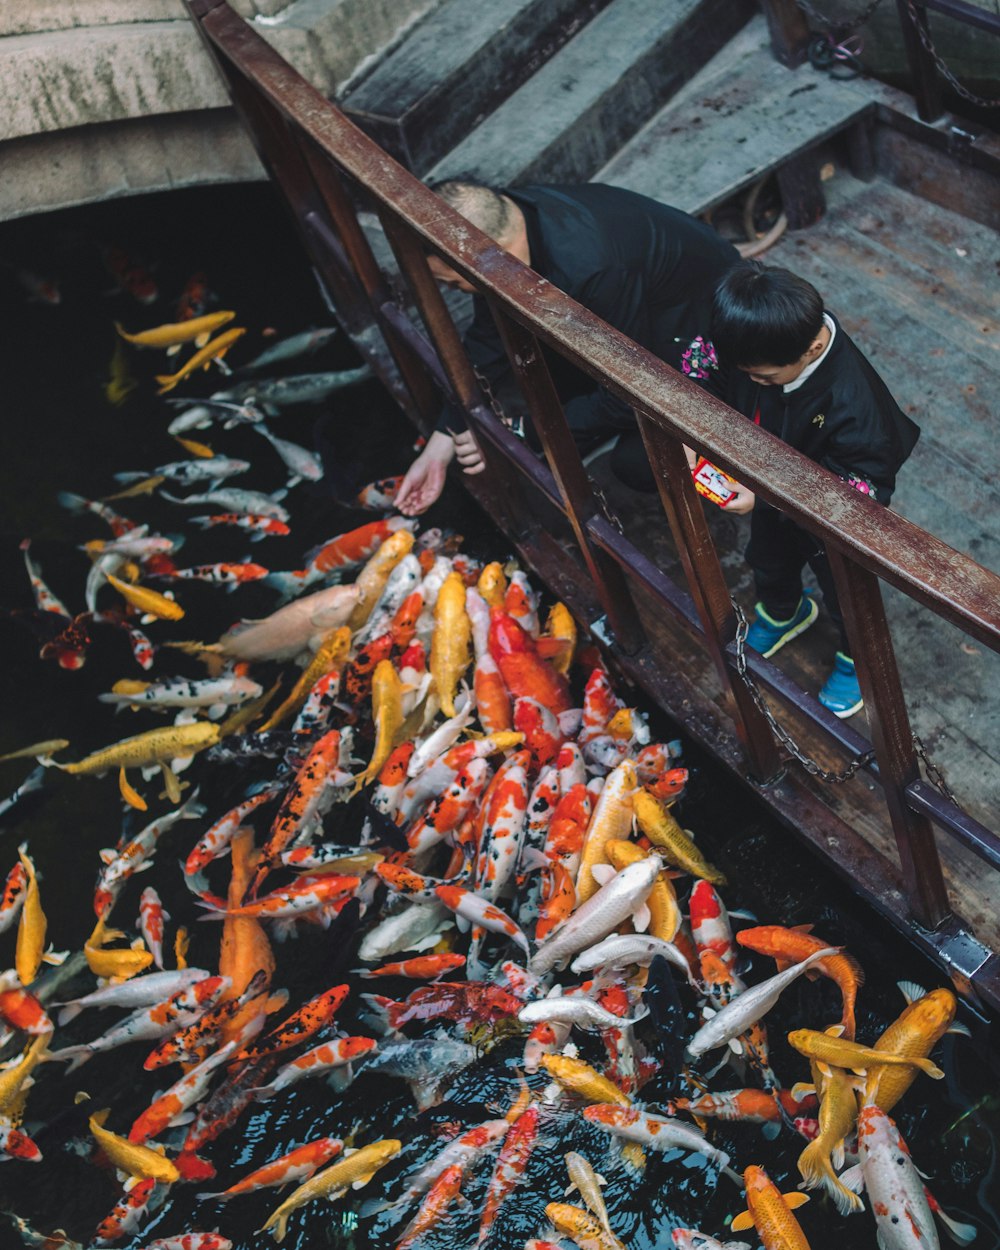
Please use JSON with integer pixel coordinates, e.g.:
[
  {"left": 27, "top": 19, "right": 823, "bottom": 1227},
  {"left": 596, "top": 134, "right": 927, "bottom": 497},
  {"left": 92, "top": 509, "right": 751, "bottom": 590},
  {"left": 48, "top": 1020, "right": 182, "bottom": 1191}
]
[{"left": 783, "top": 313, "right": 836, "bottom": 393}]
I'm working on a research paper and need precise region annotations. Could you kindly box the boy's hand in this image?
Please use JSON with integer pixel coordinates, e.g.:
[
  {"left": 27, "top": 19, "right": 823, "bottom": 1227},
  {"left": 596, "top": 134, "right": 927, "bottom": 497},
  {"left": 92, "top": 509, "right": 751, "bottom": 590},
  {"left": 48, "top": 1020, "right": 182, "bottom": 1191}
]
[
  {"left": 453, "top": 429, "right": 485, "bottom": 474},
  {"left": 724, "top": 482, "right": 755, "bottom": 514}
]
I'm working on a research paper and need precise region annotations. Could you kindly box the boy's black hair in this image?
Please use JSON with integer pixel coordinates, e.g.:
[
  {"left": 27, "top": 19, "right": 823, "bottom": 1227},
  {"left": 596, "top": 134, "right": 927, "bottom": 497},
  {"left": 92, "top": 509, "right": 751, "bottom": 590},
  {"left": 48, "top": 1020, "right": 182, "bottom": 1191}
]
[{"left": 711, "top": 262, "right": 825, "bottom": 367}]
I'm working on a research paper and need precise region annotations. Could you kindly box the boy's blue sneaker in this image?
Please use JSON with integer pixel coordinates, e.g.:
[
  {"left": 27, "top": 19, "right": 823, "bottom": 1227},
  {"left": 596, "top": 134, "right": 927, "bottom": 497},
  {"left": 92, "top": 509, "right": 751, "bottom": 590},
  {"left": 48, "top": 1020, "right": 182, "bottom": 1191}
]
[
  {"left": 818, "top": 651, "right": 864, "bottom": 718},
  {"left": 745, "top": 593, "right": 818, "bottom": 658}
]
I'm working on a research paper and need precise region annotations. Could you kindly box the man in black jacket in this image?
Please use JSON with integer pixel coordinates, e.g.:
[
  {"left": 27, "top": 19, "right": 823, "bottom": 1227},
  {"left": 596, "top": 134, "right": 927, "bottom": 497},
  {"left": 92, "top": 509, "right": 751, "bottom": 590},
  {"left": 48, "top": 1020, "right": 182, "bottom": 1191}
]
[
  {"left": 707, "top": 262, "right": 920, "bottom": 718},
  {"left": 395, "top": 180, "right": 740, "bottom": 514}
]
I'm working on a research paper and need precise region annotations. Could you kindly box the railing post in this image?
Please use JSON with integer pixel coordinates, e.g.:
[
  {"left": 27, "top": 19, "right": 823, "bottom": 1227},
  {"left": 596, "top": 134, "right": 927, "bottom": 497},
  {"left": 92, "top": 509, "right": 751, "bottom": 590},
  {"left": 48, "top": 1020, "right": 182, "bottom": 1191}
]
[
  {"left": 895, "top": 0, "right": 944, "bottom": 121},
  {"left": 635, "top": 414, "right": 785, "bottom": 784},
  {"left": 484, "top": 307, "right": 648, "bottom": 655},
  {"left": 758, "top": 0, "right": 812, "bottom": 67},
  {"left": 826, "top": 545, "right": 951, "bottom": 928}
]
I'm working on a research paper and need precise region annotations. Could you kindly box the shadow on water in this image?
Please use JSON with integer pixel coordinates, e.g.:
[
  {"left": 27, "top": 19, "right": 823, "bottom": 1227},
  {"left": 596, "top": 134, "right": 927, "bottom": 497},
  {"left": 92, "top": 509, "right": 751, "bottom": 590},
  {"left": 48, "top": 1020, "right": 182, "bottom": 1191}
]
[{"left": 0, "top": 183, "right": 998, "bottom": 1250}]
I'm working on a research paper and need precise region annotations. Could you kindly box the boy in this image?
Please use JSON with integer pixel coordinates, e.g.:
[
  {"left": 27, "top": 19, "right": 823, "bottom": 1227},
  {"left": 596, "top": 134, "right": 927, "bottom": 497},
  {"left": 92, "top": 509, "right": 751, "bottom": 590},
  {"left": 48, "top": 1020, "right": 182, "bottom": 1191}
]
[{"left": 708, "top": 261, "right": 919, "bottom": 718}]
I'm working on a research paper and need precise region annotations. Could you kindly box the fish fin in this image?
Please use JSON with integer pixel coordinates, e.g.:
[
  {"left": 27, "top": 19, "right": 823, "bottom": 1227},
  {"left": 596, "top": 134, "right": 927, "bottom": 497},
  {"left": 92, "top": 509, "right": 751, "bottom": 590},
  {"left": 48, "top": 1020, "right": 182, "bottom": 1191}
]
[
  {"left": 98, "top": 848, "right": 117, "bottom": 865},
  {"left": 839, "top": 1163, "right": 864, "bottom": 1194},
  {"left": 42, "top": 947, "right": 69, "bottom": 966},
  {"left": 730, "top": 1211, "right": 754, "bottom": 1233},
  {"left": 790, "top": 922, "right": 815, "bottom": 933},
  {"left": 817, "top": 1062, "right": 834, "bottom": 1079},
  {"left": 932, "top": 1205, "right": 978, "bottom": 1245},
  {"left": 946, "top": 1021, "right": 972, "bottom": 1037},
  {"left": 632, "top": 903, "right": 651, "bottom": 934},
  {"left": 790, "top": 1083, "right": 815, "bottom": 1102},
  {"left": 832, "top": 1141, "right": 846, "bottom": 1170},
  {"left": 166, "top": 343, "right": 183, "bottom": 356},
  {"left": 783, "top": 1192, "right": 809, "bottom": 1210},
  {"left": 727, "top": 1037, "right": 744, "bottom": 1055},
  {"left": 564, "top": 1183, "right": 577, "bottom": 1196},
  {"left": 897, "top": 979, "right": 926, "bottom": 1004},
  {"left": 194, "top": 333, "right": 210, "bottom": 348},
  {"left": 824, "top": 1023, "right": 846, "bottom": 1037},
  {"left": 762, "top": 1121, "right": 781, "bottom": 1141},
  {"left": 590, "top": 863, "right": 616, "bottom": 888}
]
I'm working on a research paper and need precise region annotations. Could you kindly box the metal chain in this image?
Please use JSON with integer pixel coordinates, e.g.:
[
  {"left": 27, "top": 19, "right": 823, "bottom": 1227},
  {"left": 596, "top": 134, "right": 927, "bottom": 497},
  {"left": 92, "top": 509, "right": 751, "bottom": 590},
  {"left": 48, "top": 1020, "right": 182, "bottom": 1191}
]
[
  {"left": 472, "top": 365, "right": 516, "bottom": 429},
  {"left": 732, "top": 598, "right": 878, "bottom": 783},
  {"left": 591, "top": 482, "right": 626, "bottom": 534},
  {"left": 904, "top": 0, "right": 1000, "bottom": 109},
  {"left": 794, "top": 0, "right": 885, "bottom": 35},
  {"left": 732, "top": 599, "right": 966, "bottom": 806}
]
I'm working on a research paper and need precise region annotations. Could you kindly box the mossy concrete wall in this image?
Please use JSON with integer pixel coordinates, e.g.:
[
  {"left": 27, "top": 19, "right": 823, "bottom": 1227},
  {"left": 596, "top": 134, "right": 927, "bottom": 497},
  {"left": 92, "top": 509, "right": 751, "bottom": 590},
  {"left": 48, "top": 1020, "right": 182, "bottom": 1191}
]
[{"left": 1, "top": 0, "right": 442, "bottom": 221}]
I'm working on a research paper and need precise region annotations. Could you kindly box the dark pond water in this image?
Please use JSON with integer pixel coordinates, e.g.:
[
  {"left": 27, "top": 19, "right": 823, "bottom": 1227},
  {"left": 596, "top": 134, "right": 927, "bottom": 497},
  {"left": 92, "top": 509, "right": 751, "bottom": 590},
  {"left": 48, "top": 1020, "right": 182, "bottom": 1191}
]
[{"left": 0, "top": 184, "right": 997, "bottom": 1250}]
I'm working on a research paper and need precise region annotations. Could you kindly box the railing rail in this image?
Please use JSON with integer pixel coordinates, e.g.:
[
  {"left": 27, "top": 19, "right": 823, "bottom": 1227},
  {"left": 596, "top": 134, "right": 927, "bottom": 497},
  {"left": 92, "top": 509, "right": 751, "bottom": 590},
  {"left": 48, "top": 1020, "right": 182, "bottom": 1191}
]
[{"left": 183, "top": 0, "right": 1000, "bottom": 1013}]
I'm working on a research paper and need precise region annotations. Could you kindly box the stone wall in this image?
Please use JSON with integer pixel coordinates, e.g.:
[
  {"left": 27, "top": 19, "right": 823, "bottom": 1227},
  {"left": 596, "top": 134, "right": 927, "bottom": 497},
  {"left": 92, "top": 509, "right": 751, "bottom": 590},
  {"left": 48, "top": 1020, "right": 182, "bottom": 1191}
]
[{"left": 1, "top": 0, "right": 443, "bottom": 220}]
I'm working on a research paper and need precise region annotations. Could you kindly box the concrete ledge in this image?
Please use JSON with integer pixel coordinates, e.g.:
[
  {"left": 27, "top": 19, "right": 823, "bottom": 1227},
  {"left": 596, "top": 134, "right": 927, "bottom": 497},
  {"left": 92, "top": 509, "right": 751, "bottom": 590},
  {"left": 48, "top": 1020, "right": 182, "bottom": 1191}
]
[{"left": 0, "top": 110, "right": 265, "bottom": 221}]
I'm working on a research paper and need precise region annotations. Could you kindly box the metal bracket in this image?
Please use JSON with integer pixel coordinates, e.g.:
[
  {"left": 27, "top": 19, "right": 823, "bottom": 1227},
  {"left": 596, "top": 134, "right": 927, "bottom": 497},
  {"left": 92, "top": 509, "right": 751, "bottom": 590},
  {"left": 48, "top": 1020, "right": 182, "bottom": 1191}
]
[{"left": 915, "top": 917, "right": 993, "bottom": 999}]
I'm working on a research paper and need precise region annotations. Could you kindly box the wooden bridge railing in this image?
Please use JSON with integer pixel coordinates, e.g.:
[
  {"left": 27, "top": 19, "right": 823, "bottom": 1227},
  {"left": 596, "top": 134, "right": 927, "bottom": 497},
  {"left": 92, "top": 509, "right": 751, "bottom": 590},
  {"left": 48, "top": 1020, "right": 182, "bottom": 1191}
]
[{"left": 184, "top": 0, "right": 1000, "bottom": 1015}]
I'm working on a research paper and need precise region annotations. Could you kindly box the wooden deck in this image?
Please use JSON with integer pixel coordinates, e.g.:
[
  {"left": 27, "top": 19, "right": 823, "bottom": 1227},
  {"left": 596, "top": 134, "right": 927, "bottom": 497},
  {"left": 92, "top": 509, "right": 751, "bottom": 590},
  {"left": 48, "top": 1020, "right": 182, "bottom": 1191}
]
[{"left": 584, "top": 168, "right": 1000, "bottom": 953}]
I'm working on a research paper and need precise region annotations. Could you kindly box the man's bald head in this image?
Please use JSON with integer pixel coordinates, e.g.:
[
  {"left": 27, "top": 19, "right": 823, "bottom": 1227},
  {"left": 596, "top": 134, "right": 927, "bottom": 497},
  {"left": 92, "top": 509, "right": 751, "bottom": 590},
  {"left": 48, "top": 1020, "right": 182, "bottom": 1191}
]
[{"left": 429, "top": 179, "right": 520, "bottom": 246}]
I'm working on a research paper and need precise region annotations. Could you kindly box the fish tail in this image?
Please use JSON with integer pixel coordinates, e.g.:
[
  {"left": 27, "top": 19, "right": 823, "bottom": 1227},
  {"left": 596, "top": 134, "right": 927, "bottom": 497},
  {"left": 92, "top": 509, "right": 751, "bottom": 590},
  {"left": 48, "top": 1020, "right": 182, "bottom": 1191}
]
[
  {"left": 189, "top": 516, "right": 213, "bottom": 529},
  {"left": 56, "top": 490, "right": 88, "bottom": 513},
  {"left": 156, "top": 375, "right": 180, "bottom": 394},
  {"left": 798, "top": 1139, "right": 864, "bottom": 1215},
  {"left": 55, "top": 1004, "right": 83, "bottom": 1026},
  {"left": 264, "top": 570, "right": 313, "bottom": 603}
]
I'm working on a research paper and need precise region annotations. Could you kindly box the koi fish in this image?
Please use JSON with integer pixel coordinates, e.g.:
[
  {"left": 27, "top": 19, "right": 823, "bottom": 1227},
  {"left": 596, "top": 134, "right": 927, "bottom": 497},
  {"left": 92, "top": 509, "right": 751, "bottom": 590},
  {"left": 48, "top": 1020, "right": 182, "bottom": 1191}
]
[
  {"left": 184, "top": 787, "right": 282, "bottom": 877},
  {"left": 197, "top": 1136, "right": 344, "bottom": 1201},
  {"left": 20, "top": 539, "right": 70, "bottom": 619},
  {"left": 737, "top": 924, "right": 865, "bottom": 1040},
  {"left": 116, "top": 311, "right": 236, "bottom": 349},
  {"left": 392, "top": 1118, "right": 510, "bottom": 1209},
  {"left": 100, "top": 674, "right": 263, "bottom": 715},
  {"left": 686, "top": 949, "right": 839, "bottom": 1060},
  {"left": 137, "top": 888, "right": 168, "bottom": 969},
  {"left": 690, "top": 880, "right": 737, "bottom": 966},
  {"left": 206, "top": 874, "right": 358, "bottom": 923},
  {"left": 354, "top": 953, "right": 467, "bottom": 980},
  {"left": 94, "top": 796, "right": 206, "bottom": 917},
  {"left": 89, "top": 1108, "right": 181, "bottom": 1183},
  {"left": 175, "top": 271, "right": 213, "bottom": 320},
  {"left": 0, "top": 982, "right": 52, "bottom": 1034},
  {"left": 519, "top": 995, "right": 647, "bottom": 1033},
  {"left": 364, "top": 1036, "right": 478, "bottom": 1111},
  {"left": 243, "top": 326, "right": 339, "bottom": 371},
  {"left": 786, "top": 1028, "right": 945, "bottom": 1080},
  {"left": 218, "top": 584, "right": 361, "bottom": 663},
  {"left": 143, "top": 969, "right": 274, "bottom": 1069},
  {"left": 430, "top": 572, "right": 472, "bottom": 718},
  {"left": 794, "top": 1056, "right": 863, "bottom": 1214},
  {"left": 254, "top": 425, "right": 323, "bottom": 487},
  {"left": 234, "top": 983, "right": 349, "bottom": 1063},
  {"left": 730, "top": 1165, "right": 811, "bottom": 1249},
  {"left": 0, "top": 858, "right": 28, "bottom": 935},
  {"left": 477, "top": 1103, "right": 540, "bottom": 1246},
  {"left": 398, "top": 1163, "right": 464, "bottom": 1250},
  {"left": 15, "top": 847, "right": 49, "bottom": 987},
  {"left": 545, "top": 1203, "right": 626, "bottom": 1250},
  {"left": 867, "top": 983, "right": 962, "bottom": 1113},
  {"left": 365, "top": 981, "right": 522, "bottom": 1031},
  {"left": 530, "top": 856, "right": 662, "bottom": 977},
  {"left": 356, "top": 474, "right": 403, "bottom": 511},
  {"left": 258, "top": 1138, "right": 401, "bottom": 1242},
  {"left": 103, "top": 245, "right": 158, "bottom": 303},
  {"left": 162, "top": 487, "right": 289, "bottom": 523},
  {"left": 92, "top": 1176, "right": 159, "bottom": 1246},
  {"left": 103, "top": 572, "right": 185, "bottom": 622},
  {"left": 84, "top": 916, "right": 154, "bottom": 980},
  {"left": 251, "top": 1035, "right": 376, "bottom": 1100},
  {"left": 605, "top": 839, "right": 680, "bottom": 943},
  {"left": 489, "top": 610, "right": 571, "bottom": 716},
  {"left": 582, "top": 1107, "right": 740, "bottom": 1183},
  {"left": 633, "top": 789, "right": 726, "bottom": 884},
  {"left": 542, "top": 1053, "right": 630, "bottom": 1106},
  {"left": 142, "top": 1237, "right": 233, "bottom": 1250},
  {"left": 672, "top": 1233, "right": 751, "bottom": 1250},
  {"left": 676, "top": 1088, "right": 815, "bottom": 1126},
  {"left": 160, "top": 562, "right": 269, "bottom": 586},
  {"left": 0, "top": 1116, "right": 42, "bottom": 1162},
  {"left": 54, "top": 967, "right": 211, "bottom": 1025},
  {"left": 156, "top": 327, "right": 247, "bottom": 393},
  {"left": 575, "top": 762, "right": 636, "bottom": 903},
  {"left": 190, "top": 513, "right": 291, "bottom": 539}
]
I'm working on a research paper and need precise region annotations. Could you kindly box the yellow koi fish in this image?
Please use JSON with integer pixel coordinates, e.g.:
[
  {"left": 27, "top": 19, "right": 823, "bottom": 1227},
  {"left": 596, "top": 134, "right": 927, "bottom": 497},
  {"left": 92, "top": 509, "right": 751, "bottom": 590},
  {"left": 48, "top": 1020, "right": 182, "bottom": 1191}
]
[
  {"left": 633, "top": 789, "right": 727, "bottom": 885},
  {"left": 732, "top": 1165, "right": 811, "bottom": 1249},
  {"left": 796, "top": 1051, "right": 863, "bottom": 1215},
  {"left": 0, "top": 1033, "right": 51, "bottom": 1118},
  {"left": 155, "top": 326, "right": 246, "bottom": 394},
  {"left": 260, "top": 626, "right": 350, "bottom": 733},
  {"left": 259, "top": 1138, "right": 401, "bottom": 1241},
  {"left": 84, "top": 916, "right": 153, "bottom": 980},
  {"left": 347, "top": 529, "right": 415, "bottom": 632},
  {"left": 117, "top": 310, "right": 236, "bottom": 350},
  {"left": 787, "top": 1028, "right": 945, "bottom": 1080},
  {"left": 605, "top": 838, "right": 680, "bottom": 941},
  {"left": 353, "top": 660, "right": 403, "bottom": 793},
  {"left": 119, "top": 766, "right": 148, "bottom": 811},
  {"left": 541, "top": 1054, "right": 631, "bottom": 1106},
  {"left": 58, "top": 721, "right": 220, "bottom": 776},
  {"left": 0, "top": 739, "right": 69, "bottom": 762},
  {"left": 15, "top": 848, "right": 46, "bottom": 987},
  {"left": 102, "top": 476, "right": 166, "bottom": 501},
  {"left": 105, "top": 339, "right": 137, "bottom": 407},
  {"left": 543, "top": 601, "right": 576, "bottom": 676},
  {"left": 430, "top": 571, "right": 471, "bottom": 718},
  {"left": 545, "top": 1202, "right": 626, "bottom": 1250},
  {"left": 89, "top": 1108, "right": 180, "bottom": 1183},
  {"left": 477, "top": 562, "right": 507, "bottom": 609},
  {"left": 867, "top": 983, "right": 962, "bottom": 1112},
  {"left": 104, "top": 572, "right": 184, "bottom": 622},
  {"left": 576, "top": 761, "right": 636, "bottom": 903},
  {"left": 173, "top": 435, "right": 215, "bottom": 458}
]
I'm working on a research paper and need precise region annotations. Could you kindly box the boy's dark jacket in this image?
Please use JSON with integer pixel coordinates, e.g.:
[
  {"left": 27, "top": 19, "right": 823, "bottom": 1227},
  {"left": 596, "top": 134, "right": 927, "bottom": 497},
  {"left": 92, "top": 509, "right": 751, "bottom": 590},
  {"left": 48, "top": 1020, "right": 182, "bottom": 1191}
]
[{"left": 709, "top": 314, "right": 919, "bottom": 503}]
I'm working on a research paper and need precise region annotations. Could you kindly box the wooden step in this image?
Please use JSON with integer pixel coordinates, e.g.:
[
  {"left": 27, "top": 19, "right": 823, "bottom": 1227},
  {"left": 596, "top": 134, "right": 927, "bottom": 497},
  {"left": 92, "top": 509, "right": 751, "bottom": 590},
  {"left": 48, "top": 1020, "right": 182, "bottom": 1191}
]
[
  {"left": 596, "top": 15, "right": 875, "bottom": 217},
  {"left": 427, "top": 0, "right": 755, "bottom": 187},
  {"left": 339, "top": 0, "right": 610, "bottom": 175}
]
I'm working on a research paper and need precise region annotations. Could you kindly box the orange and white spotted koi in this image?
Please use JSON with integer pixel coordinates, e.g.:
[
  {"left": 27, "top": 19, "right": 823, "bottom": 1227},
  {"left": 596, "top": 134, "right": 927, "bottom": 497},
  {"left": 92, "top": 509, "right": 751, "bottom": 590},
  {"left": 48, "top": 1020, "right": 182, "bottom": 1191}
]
[
  {"left": 0, "top": 979, "right": 53, "bottom": 1034},
  {"left": 20, "top": 539, "right": 71, "bottom": 618},
  {"left": 138, "top": 887, "right": 169, "bottom": 969},
  {"left": 92, "top": 1177, "right": 159, "bottom": 1246},
  {"left": 503, "top": 571, "right": 540, "bottom": 635},
  {"left": 190, "top": 513, "right": 291, "bottom": 539},
  {"left": 582, "top": 1106, "right": 740, "bottom": 1182},
  {"left": 205, "top": 874, "right": 359, "bottom": 922},
  {"left": 579, "top": 668, "right": 623, "bottom": 745},
  {"left": 94, "top": 795, "right": 206, "bottom": 918},
  {"left": 354, "top": 953, "right": 467, "bottom": 980},
  {"left": 196, "top": 1136, "right": 344, "bottom": 1201},
  {"left": 675, "top": 1088, "right": 816, "bottom": 1126},
  {"left": 234, "top": 983, "right": 349, "bottom": 1064},
  {"left": 376, "top": 864, "right": 530, "bottom": 956},
  {"left": 142, "top": 969, "right": 273, "bottom": 1070},
  {"left": 185, "top": 785, "right": 282, "bottom": 877},
  {"left": 371, "top": 742, "right": 416, "bottom": 819},
  {"left": 406, "top": 758, "right": 491, "bottom": 855},
  {"left": 475, "top": 751, "right": 530, "bottom": 902},
  {"left": 160, "top": 561, "right": 269, "bottom": 586},
  {"left": 543, "top": 784, "right": 593, "bottom": 883},
  {"left": 0, "top": 858, "right": 27, "bottom": 935},
  {"left": 535, "top": 860, "right": 576, "bottom": 941},
  {"left": 251, "top": 1035, "right": 377, "bottom": 1100},
  {"left": 399, "top": 1163, "right": 464, "bottom": 1250}
]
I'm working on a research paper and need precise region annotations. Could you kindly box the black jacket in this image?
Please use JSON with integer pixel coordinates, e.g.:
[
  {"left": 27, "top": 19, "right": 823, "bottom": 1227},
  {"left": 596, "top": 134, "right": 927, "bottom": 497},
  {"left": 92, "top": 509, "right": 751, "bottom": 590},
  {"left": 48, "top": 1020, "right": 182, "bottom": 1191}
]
[
  {"left": 438, "top": 183, "right": 740, "bottom": 433},
  {"left": 709, "top": 315, "right": 919, "bottom": 503}
]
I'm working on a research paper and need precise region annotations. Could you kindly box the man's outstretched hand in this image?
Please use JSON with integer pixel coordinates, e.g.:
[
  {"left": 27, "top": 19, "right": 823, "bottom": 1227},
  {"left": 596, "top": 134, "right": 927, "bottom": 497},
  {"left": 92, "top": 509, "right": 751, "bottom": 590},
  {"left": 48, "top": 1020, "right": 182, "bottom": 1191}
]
[{"left": 396, "top": 430, "right": 455, "bottom": 516}]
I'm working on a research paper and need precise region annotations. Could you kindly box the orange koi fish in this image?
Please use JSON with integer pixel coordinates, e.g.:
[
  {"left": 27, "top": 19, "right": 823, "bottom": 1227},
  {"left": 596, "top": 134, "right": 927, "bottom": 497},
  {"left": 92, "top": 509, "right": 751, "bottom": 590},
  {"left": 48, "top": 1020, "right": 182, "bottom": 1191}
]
[
  {"left": 218, "top": 828, "right": 276, "bottom": 1045},
  {"left": 489, "top": 611, "right": 571, "bottom": 716},
  {"left": 731, "top": 1164, "right": 811, "bottom": 1249},
  {"left": 364, "top": 982, "right": 522, "bottom": 1031},
  {"left": 477, "top": 1103, "right": 540, "bottom": 1246},
  {"left": 514, "top": 696, "right": 566, "bottom": 769},
  {"left": 398, "top": 1163, "right": 464, "bottom": 1250},
  {"left": 213, "top": 874, "right": 358, "bottom": 922},
  {"left": 0, "top": 984, "right": 52, "bottom": 1035},
  {"left": 736, "top": 924, "right": 865, "bottom": 1041},
  {"left": 197, "top": 1136, "right": 344, "bottom": 1201},
  {"left": 92, "top": 1177, "right": 159, "bottom": 1245},
  {"left": 466, "top": 587, "right": 512, "bottom": 734},
  {"left": 129, "top": 1039, "right": 238, "bottom": 1143},
  {"left": 675, "top": 1088, "right": 815, "bottom": 1125},
  {"left": 355, "top": 953, "right": 467, "bottom": 980},
  {"left": 371, "top": 742, "right": 417, "bottom": 819},
  {"left": 234, "top": 983, "right": 349, "bottom": 1063},
  {"left": 503, "top": 571, "right": 540, "bottom": 634},
  {"left": 251, "top": 1037, "right": 376, "bottom": 1100},
  {"left": 579, "top": 668, "right": 623, "bottom": 744}
]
